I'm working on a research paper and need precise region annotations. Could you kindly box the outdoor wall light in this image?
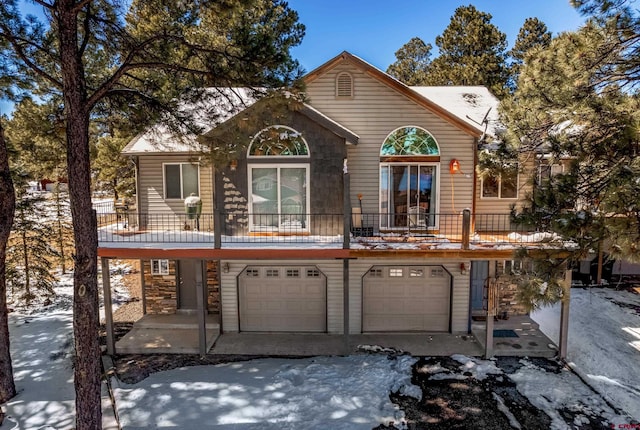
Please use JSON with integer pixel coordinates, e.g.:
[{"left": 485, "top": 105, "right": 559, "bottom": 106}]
[
  {"left": 229, "top": 160, "right": 238, "bottom": 172},
  {"left": 460, "top": 262, "right": 469, "bottom": 275},
  {"left": 449, "top": 159, "right": 462, "bottom": 174},
  {"left": 223, "top": 262, "right": 230, "bottom": 273}
]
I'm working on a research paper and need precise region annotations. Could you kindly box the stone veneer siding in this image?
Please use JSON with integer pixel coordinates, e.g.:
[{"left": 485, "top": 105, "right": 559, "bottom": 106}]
[
  {"left": 496, "top": 275, "right": 529, "bottom": 316},
  {"left": 143, "top": 260, "right": 220, "bottom": 314},
  {"left": 206, "top": 260, "right": 220, "bottom": 313}
]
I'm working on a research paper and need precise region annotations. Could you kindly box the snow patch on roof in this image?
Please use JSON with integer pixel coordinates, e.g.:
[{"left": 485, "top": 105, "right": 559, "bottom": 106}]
[
  {"left": 410, "top": 86, "right": 503, "bottom": 140},
  {"left": 122, "top": 88, "right": 257, "bottom": 155}
]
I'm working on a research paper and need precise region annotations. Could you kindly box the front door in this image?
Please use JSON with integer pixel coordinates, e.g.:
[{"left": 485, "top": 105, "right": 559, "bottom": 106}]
[
  {"left": 178, "top": 260, "right": 200, "bottom": 311},
  {"left": 470, "top": 261, "right": 489, "bottom": 312}
]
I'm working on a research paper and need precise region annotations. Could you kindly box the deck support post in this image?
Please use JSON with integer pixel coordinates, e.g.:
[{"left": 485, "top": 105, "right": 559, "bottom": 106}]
[
  {"left": 484, "top": 261, "right": 496, "bottom": 359},
  {"left": 101, "top": 257, "right": 116, "bottom": 355},
  {"left": 140, "top": 259, "right": 147, "bottom": 314},
  {"left": 343, "top": 258, "right": 350, "bottom": 355},
  {"left": 196, "top": 260, "right": 207, "bottom": 357},
  {"left": 461, "top": 208, "right": 471, "bottom": 250},
  {"left": 559, "top": 268, "right": 572, "bottom": 359},
  {"left": 343, "top": 171, "right": 351, "bottom": 249}
]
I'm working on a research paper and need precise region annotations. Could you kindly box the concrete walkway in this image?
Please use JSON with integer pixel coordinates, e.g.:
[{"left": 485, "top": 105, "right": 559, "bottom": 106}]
[
  {"left": 116, "top": 313, "right": 220, "bottom": 354},
  {"left": 471, "top": 315, "right": 557, "bottom": 358},
  {"left": 211, "top": 332, "right": 483, "bottom": 357}
]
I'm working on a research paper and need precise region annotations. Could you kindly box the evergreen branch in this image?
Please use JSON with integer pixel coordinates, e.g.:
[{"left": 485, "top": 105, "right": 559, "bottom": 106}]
[
  {"left": 86, "top": 32, "right": 182, "bottom": 108},
  {"left": 0, "top": 27, "right": 63, "bottom": 88}
]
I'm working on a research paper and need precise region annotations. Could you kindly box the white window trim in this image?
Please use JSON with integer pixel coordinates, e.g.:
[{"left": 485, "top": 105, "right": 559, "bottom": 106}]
[
  {"left": 379, "top": 162, "right": 440, "bottom": 230},
  {"left": 480, "top": 170, "right": 519, "bottom": 200},
  {"left": 162, "top": 162, "right": 200, "bottom": 200},
  {"left": 247, "top": 125, "right": 310, "bottom": 159},
  {"left": 537, "top": 163, "right": 565, "bottom": 184},
  {"left": 248, "top": 163, "right": 310, "bottom": 232},
  {"left": 380, "top": 125, "right": 441, "bottom": 156},
  {"left": 151, "top": 259, "right": 169, "bottom": 276}
]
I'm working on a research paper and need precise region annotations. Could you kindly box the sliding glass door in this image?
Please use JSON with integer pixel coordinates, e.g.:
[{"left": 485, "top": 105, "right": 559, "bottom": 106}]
[
  {"left": 380, "top": 164, "right": 436, "bottom": 229},
  {"left": 250, "top": 165, "right": 308, "bottom": 231}
]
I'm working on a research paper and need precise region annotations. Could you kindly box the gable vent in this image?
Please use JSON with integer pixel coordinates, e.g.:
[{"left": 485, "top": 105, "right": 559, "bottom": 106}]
[{"left": 336, "top": 72, "right": 353, "bottom": 98}]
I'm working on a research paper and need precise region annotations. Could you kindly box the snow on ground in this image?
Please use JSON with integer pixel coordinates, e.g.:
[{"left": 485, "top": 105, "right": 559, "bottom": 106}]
[
  {"left": 2, "top": 262, "right": 131, "bottom": 428},
  {"left": 532, "top": 287, "right": 640, "bottom": 422},
  {"left": 113, "top": 355, "right": 420, "bottom": 430},
  {"left": 3, "top": 296, "right": 75, "bottom": 429},
  {"left": 3, "top": 263, "right": 639, "bottom": 429},
  {"left": 510, "top": 358, "right": 629, "bottom": 429}
]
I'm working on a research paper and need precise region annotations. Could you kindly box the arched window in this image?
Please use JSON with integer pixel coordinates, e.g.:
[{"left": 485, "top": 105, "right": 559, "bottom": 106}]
[
  {"left": 379, "top": 127, "right": 439, "bottom": 230},
  {"left": 380, "top": 126, "right": 439, "bottom": 157},
  {"left": 247, "top": 126, "right": 309, "bottom": 232},
  {"left": 248, "top": 126, "right": 309, "bottom": 157}
]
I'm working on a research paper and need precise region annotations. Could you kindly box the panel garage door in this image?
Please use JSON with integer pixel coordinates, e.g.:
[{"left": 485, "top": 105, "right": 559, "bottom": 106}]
[
  {"left": 239, "top": 266, "right": 327, "bottom": 332},
  {"left": 363, "top": 265, "right": 450, "bottom": 332}
]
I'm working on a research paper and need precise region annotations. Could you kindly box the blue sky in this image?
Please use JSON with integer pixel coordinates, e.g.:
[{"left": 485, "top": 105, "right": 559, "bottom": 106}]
[
  {"left": 287, "top": 0, "right": 587, "bottom": 73},
  {"left": 1, "top": 1, "right": 586, "bottom": 116}
]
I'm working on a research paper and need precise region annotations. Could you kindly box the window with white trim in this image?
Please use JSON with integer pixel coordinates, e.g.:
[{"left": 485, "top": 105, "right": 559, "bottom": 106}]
[
  {"left": 380, "top": 126, "right": 440, "bottom": 229},
  {"left": 538, "top": 161, "right": 564, "bottom": 184},
  {"left": 164, "top": 163, "right": 199, "bottom": 199},
  {"left": 481, "top": 165, "right": 518, "bottom": 199},
  {"left": 248, "top": 126, "right": 310, "bottom": 232},
  {"left": 151, "top": 259, "right": 169, "bottom": 275}
]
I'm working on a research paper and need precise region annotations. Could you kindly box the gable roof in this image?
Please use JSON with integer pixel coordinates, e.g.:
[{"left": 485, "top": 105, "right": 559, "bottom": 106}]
[
  {"left": 122, "top": 88, "right": 256, "bottom": 155},
  {"left": 123, "top": 89, "right": 358, "bottom": 155},
  {"left": 304, "top": 51, "right": 501, "bottom": 139}
]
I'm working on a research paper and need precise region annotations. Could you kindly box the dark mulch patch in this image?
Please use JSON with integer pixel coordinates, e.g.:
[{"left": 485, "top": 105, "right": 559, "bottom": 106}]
[
  {"left": 112, "top": 353, "right": 273, "bottom": 384},
  {"left": 374, "top": 356, "right": 553, "bottom": 430},
  {"left": 375, "top": 356, "right": 617, "bottom": 430}
]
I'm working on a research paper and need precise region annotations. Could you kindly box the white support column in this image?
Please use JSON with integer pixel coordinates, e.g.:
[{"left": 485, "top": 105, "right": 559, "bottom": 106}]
[
  {"left": 101, "top": 257, "right": 115, "bottom": 355},
  {"left": 559, "top": 268, "right": 572, "bottom": 359},
  {"left": 195, "top": 260, "right": 207, "bottom": 357}
]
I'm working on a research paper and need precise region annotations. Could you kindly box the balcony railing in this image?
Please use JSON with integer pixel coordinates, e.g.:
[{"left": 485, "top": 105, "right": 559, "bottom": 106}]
[{"left": 97, "top": 210, "right": 566, "bottom": 249}]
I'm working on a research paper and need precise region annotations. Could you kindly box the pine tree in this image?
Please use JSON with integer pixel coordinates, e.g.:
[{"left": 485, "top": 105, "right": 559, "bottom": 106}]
[
  {"left": 423, "top": 5, "right": 509, "bottom": 97},
  {"left": 4, "top": 98, "right": 67, "bottom": 185},
  {"left": 386, "top": 37, "right": 432, "bottom": 85},
  {"left": 6, "top": 193, "right": 59, "bottom": 304},
  {"left": 93, "top": 121, "right": 136, "bottom": 200},
  {"left": 508, "top": 17, "right": 552, "bottom": 90},
  {"left": 498, "top": 14, "right": 640, "bottom": 305},
  {"left": 51, "top": 185, "right": 74, "bottom": 274},
  {"left": 0, "top": 1, "right": 304, "bottom": 426}
]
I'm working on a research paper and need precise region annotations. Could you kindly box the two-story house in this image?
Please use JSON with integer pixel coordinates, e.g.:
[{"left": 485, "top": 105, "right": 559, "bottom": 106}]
[{"left": 98, "top": 52, "right": 562, "bottom": 356}]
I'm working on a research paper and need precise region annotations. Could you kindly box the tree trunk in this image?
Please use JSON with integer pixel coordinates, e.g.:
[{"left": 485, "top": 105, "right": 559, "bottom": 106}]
[
  {"left": 0, "top": 120, "right": 17, "bottom": 403},
  {"left": 57, "top": 3, "right": 101, "bottom": 428}
]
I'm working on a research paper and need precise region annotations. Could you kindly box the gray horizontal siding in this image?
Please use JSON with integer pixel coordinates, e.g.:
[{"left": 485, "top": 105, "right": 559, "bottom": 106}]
[
  {"left": 306, "top": 64, "right": 475, "bottom": 218},
  {"left": 137, "top": 154, "right": 213, "bottom": 216}
]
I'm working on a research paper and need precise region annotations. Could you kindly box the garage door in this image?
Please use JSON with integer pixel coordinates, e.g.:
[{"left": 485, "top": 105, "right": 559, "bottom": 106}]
[
  {"left": 363, "top": 265, "right": 450, "bottom": 332},
  {"left": 239, "top": 266, "right": 327, "bottom": 332}
]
